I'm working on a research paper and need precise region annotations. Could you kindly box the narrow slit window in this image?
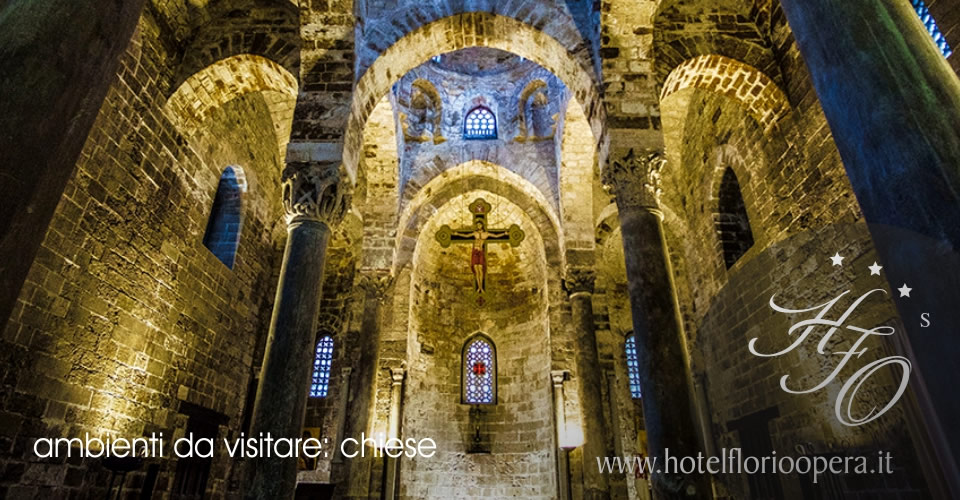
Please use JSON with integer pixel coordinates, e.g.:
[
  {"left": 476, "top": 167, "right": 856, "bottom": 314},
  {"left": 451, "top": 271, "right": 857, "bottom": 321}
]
[
  {"left": 310, "top": 336, "right": 334, "bottom": 398},
  {"left": 462, "top": 335, "right": 497, "bottom": 404},
  {"left": 203, "top": 166, "right": 246, "bottom": 268},
  {"left": 463, "top": 106, "right": 497, "bottom": 139},
  {"left": 625, "top": 334, "right": 642, "bottom": 399},
  {"left": 715, "top": 167, "right": 754, "bottom": 269},
  {"left": 912, "top": 0, "right": 952, "bottom": 58}
]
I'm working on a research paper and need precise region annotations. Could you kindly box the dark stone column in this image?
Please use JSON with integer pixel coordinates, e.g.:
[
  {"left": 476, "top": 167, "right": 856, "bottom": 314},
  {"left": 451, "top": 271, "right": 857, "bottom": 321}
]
[
  {"left": 779, "top": 0, "right": 960, "bottom": 248},
  {"left": 0, "top": 0, "right": 146, "bottom": 329},
  {"left": 245, "top": 162, "right": 351, "bottom": 500},
  {"left": 564, "top": 269, "right": 610, "bottom": 500},
  {"left": 338, "top": 270, "right": 394, "bottom": 496},
  {"left": 779, "top": 1, "right": 960, "bottom": 491},
  {"left": 349, "top": 270, "right": 395, "bottom": 444},
  {"left": 604, "top": 150, "right": 707, "bottom": 499}
]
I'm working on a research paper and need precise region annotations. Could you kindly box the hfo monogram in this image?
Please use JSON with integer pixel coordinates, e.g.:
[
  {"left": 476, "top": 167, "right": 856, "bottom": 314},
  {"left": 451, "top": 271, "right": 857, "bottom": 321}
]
[{"left": 748, "top": 289, "right": 912, "bottom": 427}]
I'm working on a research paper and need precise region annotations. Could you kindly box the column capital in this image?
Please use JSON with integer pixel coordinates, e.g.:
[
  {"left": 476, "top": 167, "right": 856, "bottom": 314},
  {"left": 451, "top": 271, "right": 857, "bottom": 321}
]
[
  {"left": 341, "top": 366, "right": 353, "bottom": 376},
  {"left": 390, "top": 366, "right": 406, "bottom": 384},
  {"left": 603, "top": 149, "right": 666, "bottom": 211},
  {"left": 358, "top": 269, "right": 396, "bottom": 299},
  {"left": 551, "top": 370, "right": 569, "bottom": 386},
  {"left": 281, "top": 161, "right": 351, "bottom": 226},
  {"left": 563, "top": 268, "right": 596, "bottom": 296}
]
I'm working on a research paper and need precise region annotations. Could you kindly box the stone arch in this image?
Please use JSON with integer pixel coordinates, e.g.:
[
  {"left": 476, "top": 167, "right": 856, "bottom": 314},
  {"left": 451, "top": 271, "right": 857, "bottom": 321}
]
[
  {"left": 659, "top": 56, "right": 791, "bottom": 201},
  {"left": 652, "top": 0, "right": 780, "bottom": 89},
  {"left": 169, "top": 0, "right": 300, "bottom": 88},
  {"left": 395, "top": 161, "right": 564, "bottom": 275},
  {"left": 344, "top": 12, "right": 606, "bottom": 183},
  {"left": 354, "top": 2, "right": 599, "bottom": 83},
  {"left": 661, "top": 55, "right": 790, "bottom": 135},
  {"left": 163, "top": 54, "right": 298, "bottom": 158}
]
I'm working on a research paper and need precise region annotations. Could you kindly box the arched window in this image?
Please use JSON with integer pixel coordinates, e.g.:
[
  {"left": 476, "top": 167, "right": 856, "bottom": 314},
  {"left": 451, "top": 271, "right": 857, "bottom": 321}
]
[
  {"left": 625, "top": 334, "right": 642, "bottom": 399},
  {"left": 715, "top": 167, "right": 754, "bottom": 269},
  {"left": 462, "top": 335, "right": 497, "bottom": 404},
  {"left": 912, "top": 0, "right": 952, "bottom": 58},
  {"left": 203, "top": 166, "right": 247, "bottom": 268},
  {"left": 309, "top": 336, "right": 334, "bottom": 398},
  {"left": 463, "top": 106, "right": 497, "bottom": 139}
]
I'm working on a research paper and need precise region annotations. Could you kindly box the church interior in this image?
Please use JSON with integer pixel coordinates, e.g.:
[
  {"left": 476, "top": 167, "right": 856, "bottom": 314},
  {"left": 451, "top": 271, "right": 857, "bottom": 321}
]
[{"left": 2, "top": 0, "right": 960, "bottom": 499}]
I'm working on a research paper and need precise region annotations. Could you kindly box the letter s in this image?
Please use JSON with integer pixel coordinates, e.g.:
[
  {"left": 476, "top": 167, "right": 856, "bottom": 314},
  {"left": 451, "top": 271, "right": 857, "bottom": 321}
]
[{"left": 920, "top": 313, "right": 931, "bottom": 328}]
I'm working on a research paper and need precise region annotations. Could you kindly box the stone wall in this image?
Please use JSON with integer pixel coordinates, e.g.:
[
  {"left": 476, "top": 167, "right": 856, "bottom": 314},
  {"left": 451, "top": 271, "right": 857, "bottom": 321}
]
[
  {"left": 0, "top": 10, "right": 293, "bottom": 499},
  {"left": 397, "top": 193, "right": 557, "bottom": 499},
  {"left": 646, "top": 6, "right": 932, "bottom": 495}
]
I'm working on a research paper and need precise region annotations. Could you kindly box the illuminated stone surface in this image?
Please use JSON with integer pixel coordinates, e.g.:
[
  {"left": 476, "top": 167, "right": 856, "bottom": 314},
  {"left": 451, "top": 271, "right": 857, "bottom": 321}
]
[{"left": 1, "top": 0, "right": 958, "bottom": 499}]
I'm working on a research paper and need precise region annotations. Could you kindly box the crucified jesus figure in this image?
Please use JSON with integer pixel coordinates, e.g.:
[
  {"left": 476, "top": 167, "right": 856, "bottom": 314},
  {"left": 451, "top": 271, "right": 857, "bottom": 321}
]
[{"left": 453, "top": 220, "right": 508, "bottom": 294}]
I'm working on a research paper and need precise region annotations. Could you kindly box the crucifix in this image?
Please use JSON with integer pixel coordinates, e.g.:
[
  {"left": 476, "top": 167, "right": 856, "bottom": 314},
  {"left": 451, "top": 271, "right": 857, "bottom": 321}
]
[{"left": 435, "top": 198, "right": 525, "bottom": 295}]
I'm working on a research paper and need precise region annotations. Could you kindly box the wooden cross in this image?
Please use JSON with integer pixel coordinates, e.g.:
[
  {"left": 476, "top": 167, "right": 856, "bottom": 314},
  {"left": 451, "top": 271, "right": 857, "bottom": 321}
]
[{"left": 435, "top": 198, "right": 525, "bottom": 296}]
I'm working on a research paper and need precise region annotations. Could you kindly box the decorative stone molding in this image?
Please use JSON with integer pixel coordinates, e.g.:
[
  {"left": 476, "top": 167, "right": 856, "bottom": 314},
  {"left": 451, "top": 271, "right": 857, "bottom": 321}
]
[
  {"left": 563, "top": 268, "right": 596, "bottom": 296},
  {"left": 603, "top": 149, "right": 666, "bottom": 210},
  {"left": 358, "top": 269, "right": 396, "bottom": 299},
  {"left": 281, "top": 162, "right": 351, "bottom": 225}
]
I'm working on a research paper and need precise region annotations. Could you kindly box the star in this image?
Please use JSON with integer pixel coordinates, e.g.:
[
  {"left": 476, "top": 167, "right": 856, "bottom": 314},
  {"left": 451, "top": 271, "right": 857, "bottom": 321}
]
[
  {"left": 830, "top": 252, "right": 844, "bottom": 266},
  {"left": 868, "top": 262, "right": 883, "bottom": 275},
  {"left": 897, "top": 284, "right": 912, "bottom": 298}
]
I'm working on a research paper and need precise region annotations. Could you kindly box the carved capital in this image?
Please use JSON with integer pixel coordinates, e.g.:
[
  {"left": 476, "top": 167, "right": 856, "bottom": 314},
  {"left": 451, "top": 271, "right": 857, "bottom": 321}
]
[
  {"left": 281, "top": 162, "right": 351, "bottom": 226},
  {"left": 390, "top": 366, "right": 406, "bottom": 384},
  {"left": 358, "top": 270, "right": 396, "bottom": 299},
  {"left": 551, "top": 370, "right": 569, "bottom": 386},
  {"left": 603, "top": 149, "right": 666, "bottom": 210},
  {"left": 563, "top": 269, "right": 596, "bottom": 295}
]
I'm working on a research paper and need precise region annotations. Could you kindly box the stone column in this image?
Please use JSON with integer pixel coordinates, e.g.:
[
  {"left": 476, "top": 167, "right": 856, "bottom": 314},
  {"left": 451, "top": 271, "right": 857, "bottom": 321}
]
[
  {"left": 603, "top": 150, "right": 706, "bottom": 499},
  {"left": 384, "top": 366, "right": 406, "bottom": 500},
  {"left": 778, "top": 0, "right": 960, "bottom": 251},
  {"left": 0, "top": 0, "right": 146, "bottom": 329},
  {"left": 564, "top": 269, "right": 610, "bottom": 500},
  {"left": 551, "top": 370, "right": 572, "bottom": 500},
  {"left": 779, "top": 1, "right": 960, "bottom": 491},
  {"left": 245, "top": 162, "right": 351, "bottom": 500},
  {"left": 332, "top": 367, "right": 352, "bottom": 463},
  {"left": 348, "top": 271, "right": 395, "bottom": 441}
]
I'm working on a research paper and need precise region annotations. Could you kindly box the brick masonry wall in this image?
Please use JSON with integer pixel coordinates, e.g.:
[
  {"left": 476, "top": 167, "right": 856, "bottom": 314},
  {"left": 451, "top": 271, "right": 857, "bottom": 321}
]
[
  {"left": 401, "top": 202, "right": 557, "bottom": 499},
  {"left": 647, "top": 10, "right": 930, "bottom": 496},
  {"left": 0, "top": 10, "right": 291, "bottom": 499}
]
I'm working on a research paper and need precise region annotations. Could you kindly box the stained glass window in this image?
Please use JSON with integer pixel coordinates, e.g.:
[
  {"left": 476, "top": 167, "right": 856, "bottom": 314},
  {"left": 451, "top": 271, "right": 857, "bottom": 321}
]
[
  {"left": 625, "top": 334, "right": 642, "bottom": 399},
  {"left": 463, "top": 106, "right": 497, "bottom": 139},
  {"left": 912, "top": 0, "right": 952, "bottom": 58},
  {"left": 463, "top": 336, "right": 496, "bottom": 404},
  {"left": 310, "top": 336, "right": 334, "bottom": 398}
]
